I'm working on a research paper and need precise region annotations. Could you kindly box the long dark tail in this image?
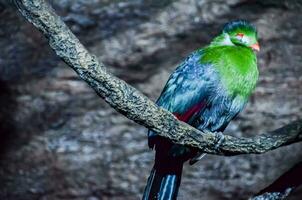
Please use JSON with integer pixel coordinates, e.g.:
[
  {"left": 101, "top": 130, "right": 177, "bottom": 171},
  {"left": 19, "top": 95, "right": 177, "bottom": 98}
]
[
  {"left": 143, "top": 138, "right": 187, "bottom": 200},
  {"left": 142, "top": 167, "right": 182, "bottom": 200}
]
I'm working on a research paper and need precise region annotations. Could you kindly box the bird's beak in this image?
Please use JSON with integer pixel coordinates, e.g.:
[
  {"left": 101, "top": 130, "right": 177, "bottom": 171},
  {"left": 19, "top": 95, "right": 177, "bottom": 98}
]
[{"left": 250, "top": 42, "right": 260, "bottom": 52}]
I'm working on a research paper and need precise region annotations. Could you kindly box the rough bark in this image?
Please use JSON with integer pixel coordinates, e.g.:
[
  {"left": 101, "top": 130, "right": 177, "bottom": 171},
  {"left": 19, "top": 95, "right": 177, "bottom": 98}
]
[{"left": 11, "top": 0, "right": 302, "bottom": 156}]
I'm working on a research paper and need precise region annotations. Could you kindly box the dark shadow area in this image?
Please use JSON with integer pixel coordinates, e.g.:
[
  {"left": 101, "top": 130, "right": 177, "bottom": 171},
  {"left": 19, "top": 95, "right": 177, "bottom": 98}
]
[{"left": 0, "top": 81, "right": 17, "bottom": 156}]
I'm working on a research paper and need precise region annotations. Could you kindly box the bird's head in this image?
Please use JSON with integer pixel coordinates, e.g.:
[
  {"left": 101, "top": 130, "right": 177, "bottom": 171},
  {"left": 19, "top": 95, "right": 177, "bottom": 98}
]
[{"left": 222, "top": 20, "right": 260, "bottom": 51}]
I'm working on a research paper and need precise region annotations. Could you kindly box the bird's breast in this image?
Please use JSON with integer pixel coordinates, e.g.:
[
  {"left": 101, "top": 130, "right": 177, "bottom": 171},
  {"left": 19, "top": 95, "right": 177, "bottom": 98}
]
[{"left": 202, "top": 46, "right": 259, "bottom": 99}]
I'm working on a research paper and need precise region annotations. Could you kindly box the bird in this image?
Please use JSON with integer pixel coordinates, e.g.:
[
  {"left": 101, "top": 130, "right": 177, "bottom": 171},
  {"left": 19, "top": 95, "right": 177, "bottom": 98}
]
[{"left": 142, "top": 20, "right": 260, "bottom": 200}]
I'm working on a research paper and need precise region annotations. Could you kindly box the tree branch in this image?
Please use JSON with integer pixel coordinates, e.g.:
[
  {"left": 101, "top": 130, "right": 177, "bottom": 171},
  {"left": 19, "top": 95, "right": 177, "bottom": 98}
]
[
  {"left": 251, "top": 161, "right": 302, "bottom": 200},
  {"left": 12, "top": 0, "right": 302, "bottom": 156}
]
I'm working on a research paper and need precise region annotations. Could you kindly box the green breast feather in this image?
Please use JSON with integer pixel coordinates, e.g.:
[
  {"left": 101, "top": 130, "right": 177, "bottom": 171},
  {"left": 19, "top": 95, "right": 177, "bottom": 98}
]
[{"left": 200, "top": 46, "right": 259, "bottom": 99}]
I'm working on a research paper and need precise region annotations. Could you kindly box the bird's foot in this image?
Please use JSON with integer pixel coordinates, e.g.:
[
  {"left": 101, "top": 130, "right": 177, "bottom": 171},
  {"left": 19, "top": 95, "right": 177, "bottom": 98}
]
[{"left": 214, "top": 131, "right": 225, "bottom": 150}]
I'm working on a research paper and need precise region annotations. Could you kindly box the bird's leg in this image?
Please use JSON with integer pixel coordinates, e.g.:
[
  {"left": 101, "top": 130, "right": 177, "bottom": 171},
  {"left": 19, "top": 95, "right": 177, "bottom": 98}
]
[
  {"left": 189, "top": 131, "right": 224, "bottom": 165},
  {"left": 214, "top": 131, "right": 225, "bottom": 151}
]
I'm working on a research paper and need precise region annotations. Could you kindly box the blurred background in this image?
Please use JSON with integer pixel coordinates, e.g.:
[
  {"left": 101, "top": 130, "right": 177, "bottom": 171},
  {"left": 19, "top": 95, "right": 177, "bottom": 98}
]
[{"left": 0, "top": 0, "right": 302, "bottom": 199}]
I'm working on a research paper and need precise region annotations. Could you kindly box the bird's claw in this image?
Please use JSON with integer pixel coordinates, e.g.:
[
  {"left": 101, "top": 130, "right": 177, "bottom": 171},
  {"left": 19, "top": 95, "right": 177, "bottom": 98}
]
[{"left": 214, "top": 132, "right": 224, "bottom": 150}]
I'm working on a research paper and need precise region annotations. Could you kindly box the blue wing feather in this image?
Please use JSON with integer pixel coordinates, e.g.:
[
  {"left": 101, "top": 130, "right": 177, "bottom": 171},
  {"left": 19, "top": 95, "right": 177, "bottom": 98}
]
[
  {"left": 156, "top": 51, "right": 216, "bottom": 115},
  {"left": 148, "top": 51, "right": 219, "bottom": 145}
]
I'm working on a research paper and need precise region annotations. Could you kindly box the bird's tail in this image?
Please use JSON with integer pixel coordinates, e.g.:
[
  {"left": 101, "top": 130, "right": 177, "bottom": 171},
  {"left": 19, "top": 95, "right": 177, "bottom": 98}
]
[
  {"left": 142, "top": 166, "right": 182, "bottom": 200},
  {"left": 142, "top": 138, "right": 186, "bottom": 200}
]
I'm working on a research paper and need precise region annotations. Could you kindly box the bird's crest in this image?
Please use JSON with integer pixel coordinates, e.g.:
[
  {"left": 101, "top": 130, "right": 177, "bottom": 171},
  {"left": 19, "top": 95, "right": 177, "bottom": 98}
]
[{"left": 223, "top": 20, "right": 257, "bottom": 35}]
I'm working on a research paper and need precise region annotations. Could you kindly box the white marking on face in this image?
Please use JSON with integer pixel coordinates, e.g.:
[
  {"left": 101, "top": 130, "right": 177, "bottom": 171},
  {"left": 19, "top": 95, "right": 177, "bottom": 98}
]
[
  {"left": 222, "top": 34, "right": 234, "bottom": 46},
  {"left": 236, "top": 34, "right": 250, "bottom": 44}
]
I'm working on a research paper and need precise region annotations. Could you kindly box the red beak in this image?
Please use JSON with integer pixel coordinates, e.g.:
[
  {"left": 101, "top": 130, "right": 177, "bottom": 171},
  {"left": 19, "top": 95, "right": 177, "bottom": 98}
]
[{"left": 250, "top": 42, "right": 260, "bottom": 51}]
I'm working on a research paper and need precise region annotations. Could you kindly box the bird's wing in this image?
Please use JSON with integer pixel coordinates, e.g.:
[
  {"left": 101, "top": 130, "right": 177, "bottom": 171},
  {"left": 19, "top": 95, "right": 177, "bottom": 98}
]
[
  {"left": 156, "top": 51, "right": 217, "bottom": 122},
  {"left": 148, "top": 51, "right": 219, "bottom": 146}
]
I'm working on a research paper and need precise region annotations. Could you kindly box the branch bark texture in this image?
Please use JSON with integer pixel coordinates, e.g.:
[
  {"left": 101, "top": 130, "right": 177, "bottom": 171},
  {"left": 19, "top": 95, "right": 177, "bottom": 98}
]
[{"left": 12, "top": 0, "right": 302, "bottom": 156}]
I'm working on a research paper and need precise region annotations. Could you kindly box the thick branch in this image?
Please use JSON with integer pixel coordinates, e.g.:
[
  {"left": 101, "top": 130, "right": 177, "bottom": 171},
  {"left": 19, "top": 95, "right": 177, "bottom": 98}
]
[{"left": 12, "top": 0, "right": 302, "bottom": 155}]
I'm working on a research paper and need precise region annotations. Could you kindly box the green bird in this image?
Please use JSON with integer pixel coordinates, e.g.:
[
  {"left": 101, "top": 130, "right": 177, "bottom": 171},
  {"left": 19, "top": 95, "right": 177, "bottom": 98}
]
[{"left": 143, "top": 20, "right": 260, "bottom": 200}]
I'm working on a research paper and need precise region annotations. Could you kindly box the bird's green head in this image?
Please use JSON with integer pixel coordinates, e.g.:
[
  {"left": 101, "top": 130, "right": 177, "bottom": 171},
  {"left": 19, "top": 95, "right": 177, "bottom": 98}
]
[
  {"left": 211, "top": 20, "right": 259, "bottom": 51},
  {"left": 222, "top": 20, "right": 259, "bottom": 51}
]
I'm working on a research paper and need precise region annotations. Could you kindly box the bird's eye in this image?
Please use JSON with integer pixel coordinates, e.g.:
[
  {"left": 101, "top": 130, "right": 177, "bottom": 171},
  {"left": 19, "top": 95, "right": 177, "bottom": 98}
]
[
  {"left": 235, "top": 33, "right": 249, "bottom": 43},
  {"left": 236, "top": 33, "right": 244, "bottom": 39}
]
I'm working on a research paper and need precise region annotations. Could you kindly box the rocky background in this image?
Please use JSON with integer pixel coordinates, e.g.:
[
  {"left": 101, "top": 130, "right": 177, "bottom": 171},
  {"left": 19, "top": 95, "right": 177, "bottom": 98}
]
[{"left": 0, "top": 0, "right": 302, "bottom": 199}]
